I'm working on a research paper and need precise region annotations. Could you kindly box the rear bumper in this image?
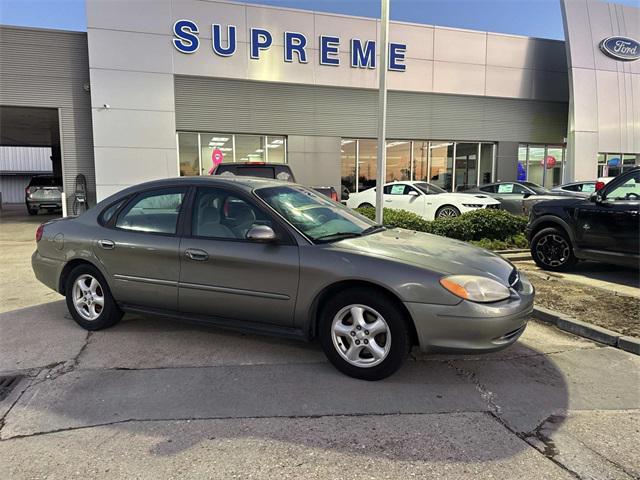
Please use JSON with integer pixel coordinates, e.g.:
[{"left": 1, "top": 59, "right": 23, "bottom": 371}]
[
  {"left": 26, "top": 199, "right": 62, "bottom": 210},
  {"left": 32, "top": 251, "right": 63, "bottom": 293},
  {"left": 405, "top": 278, "right": 534, "bottom": 353}
]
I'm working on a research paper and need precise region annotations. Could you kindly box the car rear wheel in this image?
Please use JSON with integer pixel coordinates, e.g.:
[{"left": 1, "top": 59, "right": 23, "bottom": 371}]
[
  {"left": 319, "top": 288, "right": 411, "bottom": 380},
  {"left": 65, "top": 264, "right": 123, "bottom": 330},
  {"left": 531, "top": 227, "right": 577, "bottom": 272},
  {"left": 358, "top": 203, "right": 374, "bottom": 209},
  {"left": 436, "top": 205, "right": 460, "bottom": 218}
]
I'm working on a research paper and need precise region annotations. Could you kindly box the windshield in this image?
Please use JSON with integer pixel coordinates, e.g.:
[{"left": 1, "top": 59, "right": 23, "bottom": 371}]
[
  {"left": 255, "top": 185, "right": 379, "bottom": 242},
  {"left": 413, "top": 182, "right": 446, "bottom": 195},
  {"left": 521, "top": 182, "right": 550, "bottom": 195}
]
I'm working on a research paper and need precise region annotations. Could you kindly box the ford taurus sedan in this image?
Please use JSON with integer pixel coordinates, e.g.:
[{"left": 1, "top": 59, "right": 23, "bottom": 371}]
[{"left": 32, "top": 177, "right": 534, "bottom": 380}]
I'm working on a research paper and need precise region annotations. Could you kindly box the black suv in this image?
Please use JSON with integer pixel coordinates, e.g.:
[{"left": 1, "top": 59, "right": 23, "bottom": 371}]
[{"left": 526, "top": 168, "right": 639, "bottom": 271}]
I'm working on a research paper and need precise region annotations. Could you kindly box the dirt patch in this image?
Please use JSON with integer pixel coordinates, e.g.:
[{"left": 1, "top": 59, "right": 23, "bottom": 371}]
[{"left": 521, "top": 268, "right": 639, "bottom": 337}]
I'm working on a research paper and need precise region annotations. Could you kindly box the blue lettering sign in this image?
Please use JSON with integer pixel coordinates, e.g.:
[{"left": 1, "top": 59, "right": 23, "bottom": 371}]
[
  {"left": 212, "top": 24, "right": 237, "bottom": 57},
  {"left": 320, "top": 35, "right": 340, "bottom": 66},
  {"left": 173, "top": 19, "right": 199, "bottom": 53},
  {"left": 389, "top": 43, "right": 407, "bottom": 71},
  {"left": 351, "top": 39, "right": 376, "bottom": 68},
  {"left": 284, "top": 32, "right": 308, "bottom": 63},
  {"left": 250, "top": 28, "right": 273, "bottom": 59}
]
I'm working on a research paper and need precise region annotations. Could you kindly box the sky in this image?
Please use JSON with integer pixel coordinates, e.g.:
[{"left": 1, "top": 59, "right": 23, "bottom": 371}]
[{"left": 0, "top": 0, "right": 638, "bottom": 40}]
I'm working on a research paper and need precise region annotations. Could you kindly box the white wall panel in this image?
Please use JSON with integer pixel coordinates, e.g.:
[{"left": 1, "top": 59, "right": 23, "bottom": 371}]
[
  {"left": 246, "top": 5, "right": 315, "bottom": 47},
  {"left": 89, "top": 70, "right": 175, "bottom": 111},
  {"left": 177, "top": 0, "right": 248, "bottom": 41},
  {"left": 485, "top": 66, "right": 533, "bottom": 99},
  {"left": 434, "top": 27, "right": 486, "bottom": 65},
  {"left": 87, "top": 30, "right": 173, "bottom": 73},
  {"left": 433, "top": 61, "right": 485, "bottom": 96},
  {"left": 86, "top": 0, "right": 171, "bottom": 35},
  {"left": 93, "top": 147, "right": 178, "bottom": 184},
  {"left": 91, "top": 109, "right": 176, "bottom": 149},
  {"left": 570, "top": 68, "right": 598, "bottom": 132}
]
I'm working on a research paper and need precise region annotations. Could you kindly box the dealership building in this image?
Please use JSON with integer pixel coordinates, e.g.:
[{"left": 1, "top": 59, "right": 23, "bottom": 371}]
[{"left": 0, "top": 0, "right": 638, "bottom": 212}]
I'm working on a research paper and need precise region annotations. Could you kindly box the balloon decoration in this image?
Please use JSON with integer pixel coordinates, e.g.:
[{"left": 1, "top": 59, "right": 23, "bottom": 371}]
[
  {"left": 607, "top": 157, "right": 620, "bottom": 167},
  {"left": 542, "top": 155, "right": 557, "bottom": 169},
  {"left": 517, "top": 162, "right": 527, "bottom": 181}
]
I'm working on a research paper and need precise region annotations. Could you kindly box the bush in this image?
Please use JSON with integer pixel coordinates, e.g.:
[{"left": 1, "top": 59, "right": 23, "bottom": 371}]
[{"left": 355, "top": 207, "right": 527, "bottom": 245}]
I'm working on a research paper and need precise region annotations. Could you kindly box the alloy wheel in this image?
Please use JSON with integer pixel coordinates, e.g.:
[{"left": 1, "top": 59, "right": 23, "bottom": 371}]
[
  {"left": 535, "top": 234, "right": 571, "bottom": 267},
  {"left": 331, "top": 304, "right": 391, "bottom": 368},
  {"left": 72, "top": 274, "right": 105, "bottom": 321},
  {"left": 437, "top": 207, "right": 459, "bottom": 218}
]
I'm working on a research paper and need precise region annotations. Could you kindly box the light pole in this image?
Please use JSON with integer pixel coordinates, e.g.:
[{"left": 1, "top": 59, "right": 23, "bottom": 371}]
[{"left": 375, "top": 0, "right": 390, "bottom": 225}]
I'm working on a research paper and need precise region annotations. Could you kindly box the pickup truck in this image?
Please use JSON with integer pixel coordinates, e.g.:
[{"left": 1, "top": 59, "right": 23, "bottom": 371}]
[{"left": 212, "top": 163, "right": 341, "bottom": 202}]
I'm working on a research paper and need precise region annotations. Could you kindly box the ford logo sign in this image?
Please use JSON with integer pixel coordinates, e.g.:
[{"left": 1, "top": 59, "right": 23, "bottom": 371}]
[{"left": 599, "top": 36, "right": 640, "bottom": 61}]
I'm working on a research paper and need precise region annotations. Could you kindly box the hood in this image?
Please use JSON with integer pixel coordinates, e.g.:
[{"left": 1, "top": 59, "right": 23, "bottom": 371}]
[
  {"left": 435, "top": 193, "right": 499, "bottom": 204},
  {"left": 330, "top": 228, "right": 515, "bottom": 285}
]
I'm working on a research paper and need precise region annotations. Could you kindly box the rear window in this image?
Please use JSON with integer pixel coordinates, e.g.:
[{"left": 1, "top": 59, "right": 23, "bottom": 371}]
[
  {"left": 29, "top": 176, "right": 59, "bottom": 187},
  {"left": 214, "top": 164, "right": 295, "bottom": 182}
]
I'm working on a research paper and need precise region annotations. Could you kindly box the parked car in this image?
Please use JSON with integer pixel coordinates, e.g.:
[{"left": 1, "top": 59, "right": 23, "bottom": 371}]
[
  {"left": 25, "top": 175, "right": 62, "bottom": 215},
  {"left": 465, "top": 182, "right": 551, "bottom": 215},
  {"left": 526, "top": 168, "right": 640, "bottom": 271},
  {"left": 345, "top": 181, "right": 501, "bottom": 219},
  {"left": 212, "top": 162, "right": 340, "bottom": 202},
  {"left": 550, "top": 181, "right": 599, "bottom": 197},
  {"left": 32, "top": 176, "right": 533, "bottom": 380}
]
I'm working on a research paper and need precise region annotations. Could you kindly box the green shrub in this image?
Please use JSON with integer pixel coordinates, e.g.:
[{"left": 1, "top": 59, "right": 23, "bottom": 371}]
[{"left": 355, "top": 206, "right": 527, "bottom": 245}]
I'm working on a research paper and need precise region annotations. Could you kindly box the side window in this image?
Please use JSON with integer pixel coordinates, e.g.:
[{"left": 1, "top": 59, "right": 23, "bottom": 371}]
[
  {"left": 562, "top": 184, "right": 580, "bottom": 192},
  {"left": 497, "top": 183, "right": 515, "bottom": 194},
  {"left": 99, "top": 198, "right": 127, "bottom": 225},
  {"left": 192, "top": 188, "right": 273, "bottom": 240},
  {"left": 383, "top": 184, "right": 407, "bottom": 195},
  {"left": 511, "top": 184, "right": 528, "bottom": 194},
  {"left": 479, "top": 185, "right": 496, "bottom": 193},
  {"left": 403, "top": 185, "right": 419, "bottom": 195},
  {"left": 606, "top": 172, "right": 640, "bottom": 201},
  {"left": 115, "top": 188, "right": 186, "bottom": 234}
]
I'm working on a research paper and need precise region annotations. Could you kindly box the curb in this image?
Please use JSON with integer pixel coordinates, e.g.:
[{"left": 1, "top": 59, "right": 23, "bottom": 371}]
[{"left": 532, "top": 306, "right": 639, "bottom": 355}]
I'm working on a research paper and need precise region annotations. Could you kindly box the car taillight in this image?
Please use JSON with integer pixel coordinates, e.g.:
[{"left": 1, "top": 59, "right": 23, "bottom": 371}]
[
  {"left": 595, "top": 181, "right": 605, "bottom": 191},
  {"left": 36, "top": 224, "right": 44, "bottom": 242},
  {"left": 331, "top": 190, "right": 338, "bottom": 202}
]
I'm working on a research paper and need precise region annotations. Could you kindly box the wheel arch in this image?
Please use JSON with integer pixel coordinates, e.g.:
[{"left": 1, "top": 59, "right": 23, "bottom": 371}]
[
  {"left": 308, "top": 280, "right": 419, "bottom": 346},
  {"left": 58, "top": 258, "right": 108, "bottom": 295},
  {"left": 529, "top": 215, "right": 575, "bottom": 244}
]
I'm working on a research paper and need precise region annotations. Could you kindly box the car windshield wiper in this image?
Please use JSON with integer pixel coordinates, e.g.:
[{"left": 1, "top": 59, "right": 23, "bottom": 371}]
[
  {"left": 360, "top": 224, "right": 385, "bottom": 236},
  {"left": 313, "top": 231, "right": 363, "bottom": 243}
]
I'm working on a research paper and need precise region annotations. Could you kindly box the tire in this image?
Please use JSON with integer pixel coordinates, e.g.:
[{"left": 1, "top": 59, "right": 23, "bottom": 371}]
[
  {"left": 27, "top": 207, "right": 38, "bottom": 215},
  {"left": 530, "top": 227, "right": 577, "bottom": 272},
  {"left": 358, "top": 203, "right": 374, "bottom": 209},
  {"left": 436, "top": 205, "right": 460, "bottom": 218},
  {"left": 65, "top": 264, "right": 123, "bottom": 331},
  {"left": 318, "top": 288, "right": 411, "bottom": 381}
]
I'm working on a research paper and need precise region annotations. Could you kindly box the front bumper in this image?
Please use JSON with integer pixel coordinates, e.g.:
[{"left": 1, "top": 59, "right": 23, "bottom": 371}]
[
  {"left": 26, "top": 199, "right": 62, "bottom": 210},
  {"left": 405, "top": 277, "right": 534, "bottom": 353}
]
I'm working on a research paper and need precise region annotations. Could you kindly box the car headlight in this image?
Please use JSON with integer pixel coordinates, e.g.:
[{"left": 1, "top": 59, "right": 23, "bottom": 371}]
[
  {"left": 440, "top": 275, "right": 511, "bottom": 303},
  {"left": 462, "top": 203, "right": 483, "bottom": 208}
]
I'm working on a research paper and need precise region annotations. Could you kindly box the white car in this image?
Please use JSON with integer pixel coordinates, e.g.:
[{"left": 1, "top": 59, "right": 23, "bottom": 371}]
[{"left": 346, "top": 181, "right": 501, "bottom": 220}]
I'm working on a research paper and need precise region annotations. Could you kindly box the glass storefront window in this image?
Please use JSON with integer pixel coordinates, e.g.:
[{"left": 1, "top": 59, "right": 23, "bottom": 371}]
[
  {"left": 598, "top": 153, "right": 637, "bottom": 177},
  {"left": 341, "top": 140, "right": 357, "bottom": 194},
  {"left": 454, "top": 143, "right": 478, "bottom": 191},
  {"left": 200, "top": 133, "right": 233, "bottom": 175},
  {"left": 430, "top": 142, "right": 454, "bottom": 191},
  {"left": 413, "top": 141, "right": 429, "bottom": 182},
  {"left": 386, "top": 141, "right": 411, "bottom": 182},
  {"left": 517, "top": 145, "right": 528, "bottom": 181},
  {"left": 358, "top": 139, "right": 378, "bottom": 191},
  {"left": 479, "top": 143, "right": 494, "bottom": 186},
  {"left": 527, "top": 146, "right": 545, "bottom": 186},
  {"left": 266, "top": 136, "right": 286, "bottom": 163},
  {"left": 544, "top": 147, "right": 564, "bottom": 188},
  {"left": 178, "top": 133, "right": 199, "bottom": 176},
  {"left": 235, "top": 135, "right": 265, "bottom": 163}
]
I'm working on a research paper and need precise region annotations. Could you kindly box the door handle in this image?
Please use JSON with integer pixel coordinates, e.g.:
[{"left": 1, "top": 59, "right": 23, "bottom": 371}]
[
  {"left": 384, "top": 199, "right": 392, "bottom": 203},
  {"left": 185, "top": 248, "right": 209, "bottom": 261},
  {"left": 98, "top": 239, "right": 115, "bottom": 250}
]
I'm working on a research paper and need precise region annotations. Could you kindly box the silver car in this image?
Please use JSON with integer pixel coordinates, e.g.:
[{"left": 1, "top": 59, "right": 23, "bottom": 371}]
[{"left": 32, "top": 177, "right": 534, "bottom": 380}]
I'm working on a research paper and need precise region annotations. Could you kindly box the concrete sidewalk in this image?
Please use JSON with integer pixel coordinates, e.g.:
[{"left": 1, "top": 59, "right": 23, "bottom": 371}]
[{"left": 1, "top": 302, "right": 638, "bottom": 479}]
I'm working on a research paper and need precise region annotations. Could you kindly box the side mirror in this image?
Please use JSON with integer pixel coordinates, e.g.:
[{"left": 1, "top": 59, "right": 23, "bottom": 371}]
[
  {"left": 408, "top": 190, "right": 420, "bottom": 197},
  {"left": 590, "top": 193, "right": 604, "bottom": 203},
  {"left": 246, "top": 225, "right": 277, "bottom": 242},
  {"left": 522, "top": 192, "right": 531, "bottom": 199}
]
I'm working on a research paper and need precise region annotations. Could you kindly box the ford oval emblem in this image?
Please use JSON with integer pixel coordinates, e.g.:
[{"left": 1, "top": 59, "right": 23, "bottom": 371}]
[{"left": 599, "top": 36, "right": 640, "bottom": 61}]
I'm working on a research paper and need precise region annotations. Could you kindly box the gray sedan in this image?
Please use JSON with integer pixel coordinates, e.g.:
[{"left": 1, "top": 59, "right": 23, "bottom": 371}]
[{"left": 32, "top": 177, "right": 534, "bottom": 380}]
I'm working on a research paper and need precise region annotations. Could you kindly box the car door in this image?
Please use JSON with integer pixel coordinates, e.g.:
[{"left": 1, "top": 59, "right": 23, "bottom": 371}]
[
  {"left": 382, "top": 184, "right": 424, "bottom": 216},
  {"left": 178, "top": 186, "right": 300, "bottom": 327},
  {"left": 94, "top": 186, "right": 188, "bottom": 311},
  {"left": 575, "top": 170, "right": 640, "bottom": 255},
  {"left": 494, "top": 183, "right": 527, "bottom": 215}
]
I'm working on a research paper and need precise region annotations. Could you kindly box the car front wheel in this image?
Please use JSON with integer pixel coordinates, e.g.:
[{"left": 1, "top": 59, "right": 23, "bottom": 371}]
[
  {"left": 319, "top": 288, "right": 411, "bottom": 380},
  {"left": 530, "top": 227, "right": 577, "bottom": 272},
  {"left": 436, "top": 205, "right": 460, "bottom": 218},
  {"left": 65, "top": 264, "right": 123, "bottom": 330}
]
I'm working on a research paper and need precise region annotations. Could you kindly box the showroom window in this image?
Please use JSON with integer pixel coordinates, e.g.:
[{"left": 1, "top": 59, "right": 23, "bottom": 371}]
[
  {"left": 517, "top": 144, "right": 566, "bottom": 187},
  {"left": 341, "top": 139, "right": 495, "bottom": 193},
  {"left": 597, "top": 153, "right": 637, "bottom": 178},
  {"left": 177, "top": 132, "right": 287, "bottom": 176}
]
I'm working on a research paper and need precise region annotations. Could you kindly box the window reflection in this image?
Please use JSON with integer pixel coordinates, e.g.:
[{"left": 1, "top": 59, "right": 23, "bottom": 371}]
[
  {"left": 413, "top": 141, "right": 429, "bottom": 182},
  {"left": 341, "top": 140, "right": 356, "bottom": 193},
  {"left": 386, "top": 141, "right": 411, "bottom": 182},
  {"left": 454, "top": 143, "right": 478, "bottom": 191},
  {"left": 430, "top": 142, "right": 453, "bottom": 191},
  {"left": 178, "top": 133, "right": 199, "bottom": 176},
  {"left": 518, "top": 144, "right": 566, "bottom": 187},
  {"left": 358, "top": 139, "right": 377, "bottom": 191}
]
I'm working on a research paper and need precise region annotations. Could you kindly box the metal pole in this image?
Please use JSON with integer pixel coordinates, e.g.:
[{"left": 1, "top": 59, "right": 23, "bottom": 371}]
[{"left": 375, "top": 0, "right": 390, "bottom": 225}]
